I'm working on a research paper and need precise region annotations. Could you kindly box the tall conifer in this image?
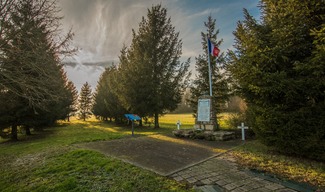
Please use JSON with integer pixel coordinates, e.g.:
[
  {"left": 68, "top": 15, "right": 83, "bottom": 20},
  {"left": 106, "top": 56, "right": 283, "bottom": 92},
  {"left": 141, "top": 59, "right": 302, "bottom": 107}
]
[
  {"left": 118, "top": 5, "right": 190, "bottom": 128},
  {"left": 78, "top": 82, "right": 92, "bottom": 121},
  {"left": 228, "top": 0, "right": 325, "bottom": 159}
]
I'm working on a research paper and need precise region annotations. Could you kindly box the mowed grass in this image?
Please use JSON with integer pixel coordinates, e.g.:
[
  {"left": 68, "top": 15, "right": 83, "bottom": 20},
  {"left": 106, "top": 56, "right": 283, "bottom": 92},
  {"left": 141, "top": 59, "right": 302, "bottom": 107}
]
[
  {"left": 0, "top": 117, "right": 191, "bottom": 192},
  {"left": 1, "top": 114, "right": 324, "bottom": 190}
]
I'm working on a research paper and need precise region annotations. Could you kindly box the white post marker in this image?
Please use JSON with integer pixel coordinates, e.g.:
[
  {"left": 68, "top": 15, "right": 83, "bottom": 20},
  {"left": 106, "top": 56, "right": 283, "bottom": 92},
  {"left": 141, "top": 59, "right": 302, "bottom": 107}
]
[
  {"left": 238, "top": 122, "right": 248, "bottom": 141},
  {"left": 176, "top": 120, "right": 181, "bottom": 130}
]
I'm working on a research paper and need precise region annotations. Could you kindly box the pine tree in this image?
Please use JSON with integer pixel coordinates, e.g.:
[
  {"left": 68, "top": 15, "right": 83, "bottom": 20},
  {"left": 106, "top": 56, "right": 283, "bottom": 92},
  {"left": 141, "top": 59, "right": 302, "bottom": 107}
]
[
  {"left": 0, "top": 0, "right": 75, "bottom": 109},
  {"left": 78, "top": 82, "right": 92, "bottom": 121},
  {"left": 188, "top": 16, "right": 230, "bottom": 127},
  {"left": 0, "top": 0, "right": 75, "bottom": 139},
  {"left": 228, "top": 0, "right": 325, "bottom": 159},
  {"left": 118, "top": 5, "right": 190, "bottom": 128},
  {"left": 65, "top": 80, "right": 78, "bottom": 121}
]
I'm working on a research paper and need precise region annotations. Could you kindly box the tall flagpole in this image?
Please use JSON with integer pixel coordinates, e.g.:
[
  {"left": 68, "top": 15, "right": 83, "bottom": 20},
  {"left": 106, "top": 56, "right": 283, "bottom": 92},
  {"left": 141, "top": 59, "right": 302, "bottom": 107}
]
[{"left": 207, "top": 35, "right": 213, "bottom": 97}]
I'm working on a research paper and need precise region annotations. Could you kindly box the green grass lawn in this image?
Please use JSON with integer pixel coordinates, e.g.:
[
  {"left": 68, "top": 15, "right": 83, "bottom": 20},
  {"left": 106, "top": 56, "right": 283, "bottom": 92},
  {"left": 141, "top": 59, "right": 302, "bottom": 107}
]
[
  {"left": 1, "top": 114, "right": 324, "bottom": 191},
  {"left": 0, "top": 117, "right": 191, "bottom": 192}
]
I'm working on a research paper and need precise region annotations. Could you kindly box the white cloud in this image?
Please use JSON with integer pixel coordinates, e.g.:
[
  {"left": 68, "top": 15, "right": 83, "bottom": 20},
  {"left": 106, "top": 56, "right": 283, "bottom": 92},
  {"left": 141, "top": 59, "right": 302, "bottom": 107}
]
[
  {"left": 58, "top": 0, "right": 260, "bottom": 88},
  {"left": 188, "top": 8, "right": 221, "bottom": 19}
]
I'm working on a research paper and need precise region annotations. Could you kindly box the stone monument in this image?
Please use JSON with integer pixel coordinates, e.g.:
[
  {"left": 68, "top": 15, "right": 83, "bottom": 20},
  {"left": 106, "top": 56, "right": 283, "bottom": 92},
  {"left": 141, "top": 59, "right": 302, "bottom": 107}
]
[{"left": 194, "top": 94, "right": 216, "bottom": 131}]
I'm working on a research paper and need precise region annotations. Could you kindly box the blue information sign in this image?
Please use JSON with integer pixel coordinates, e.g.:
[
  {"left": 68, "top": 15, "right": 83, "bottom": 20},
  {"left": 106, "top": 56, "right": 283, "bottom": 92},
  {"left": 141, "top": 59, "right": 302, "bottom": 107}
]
[
  {"left": 124, "top": 114, "right": 141, "bottom": 136},
  {"left": 124, "top": 114, "right": 141, "bottom": 121}
]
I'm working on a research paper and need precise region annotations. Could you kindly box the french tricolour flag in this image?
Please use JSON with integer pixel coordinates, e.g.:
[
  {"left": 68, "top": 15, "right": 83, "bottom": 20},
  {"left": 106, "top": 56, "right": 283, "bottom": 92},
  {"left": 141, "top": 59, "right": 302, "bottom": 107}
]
[{"left": 208, "top": 38, "right": 220, "bottom": 57}]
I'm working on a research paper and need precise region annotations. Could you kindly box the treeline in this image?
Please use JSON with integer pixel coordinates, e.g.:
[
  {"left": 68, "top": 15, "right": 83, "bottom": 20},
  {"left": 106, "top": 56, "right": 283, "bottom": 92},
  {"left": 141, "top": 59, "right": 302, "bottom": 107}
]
[
  {"left": 92, "top": 5, "right": 190, "bottom": 128},
  {"left": 0, "top": 0, "right": 77, "bottom": 140}
]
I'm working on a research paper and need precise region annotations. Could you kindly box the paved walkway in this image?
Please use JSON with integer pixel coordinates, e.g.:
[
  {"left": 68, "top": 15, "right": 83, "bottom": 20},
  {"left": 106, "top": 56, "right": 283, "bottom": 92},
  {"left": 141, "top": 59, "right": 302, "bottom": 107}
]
[
  {"left": 170, "top": 154, "right": 303, "bottom": 192},
  {"left": 78, "top": 135, "right": 313, "bottom": 192}
]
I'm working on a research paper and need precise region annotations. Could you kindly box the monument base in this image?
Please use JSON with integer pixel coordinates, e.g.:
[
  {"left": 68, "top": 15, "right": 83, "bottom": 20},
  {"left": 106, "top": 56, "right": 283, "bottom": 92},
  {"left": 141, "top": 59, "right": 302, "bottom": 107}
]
[
  {"left": 172, "top": 129, "right": 235, "bottom": 141},
  {"left": 194, "top": 124, "right": 216, "bottom": 131}
]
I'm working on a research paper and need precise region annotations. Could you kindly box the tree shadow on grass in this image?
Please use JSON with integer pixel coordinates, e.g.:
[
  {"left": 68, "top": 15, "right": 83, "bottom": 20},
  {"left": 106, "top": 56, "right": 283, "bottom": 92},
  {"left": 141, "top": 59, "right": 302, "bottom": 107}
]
[
  {"left": 0, "top": 128, "right": 57, "bottom": 145},
  {"left": 0, "top": 120, "right": 75, "bottom": 145}
]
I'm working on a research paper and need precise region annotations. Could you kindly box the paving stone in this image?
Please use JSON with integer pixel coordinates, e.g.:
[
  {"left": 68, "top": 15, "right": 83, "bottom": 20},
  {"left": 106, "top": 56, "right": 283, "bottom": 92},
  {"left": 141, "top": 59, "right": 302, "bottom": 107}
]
[
  {"left": 252, "top": 180, "right": 268, "bottom": 188},
  {"left": 232, "top": 186, "right": 249, "bottom": 192},
  {"left": 215, "top": 179, "right": 229, "bottom": 186},
  {"left": 197, "top": 174, "right": 209, "bottom": 180},
  {"left": 252, "top": 187, "right": 273, "bottom": 192},
  {"left": 223, "top": 178, "right": 236, "bottom": 184},
  {"left": 240, "top": 184, "right": 257, "bottom": 191},
  {"left": 224, "top": 183, "right": 238, "bottom": 191},
  {"left": 275, "top": 189, "right": 297, "bottom": 192},
  {"left": 252, "top": 177, "right": 264, "bottom": 181},
  {"left": 195, "top": 185, "right": 222, "bottom": 192},
  {"left": 173, "top": 176, "right": 183, "bottom": 182},
  {"left": 183, "top": 174, "right": 193, "bottom": 179},
  {"left": 201, "top": 178, "right": 215, "bottom": 185},
  {"left": 210, "top": 175, "right": 223, "bottom": 182},
  {"left": 265, "top": 183, "right": 285, "bottom": 190},
  {"left": 187, "top": 177, "right": 198, "bottom": 184}
]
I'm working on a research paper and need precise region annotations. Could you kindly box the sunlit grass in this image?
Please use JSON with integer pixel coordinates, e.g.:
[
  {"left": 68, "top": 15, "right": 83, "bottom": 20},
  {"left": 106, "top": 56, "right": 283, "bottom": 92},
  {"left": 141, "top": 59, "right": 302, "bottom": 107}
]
[
  {"left": 231, "top": 140, "right": 325, "bottom": 190},
  {"left": 0, "top": 117, "right": 192, "bottom": 192},
  {"left": 1, "top": 115, "right": 323, "bottom": 190},
  {"left": 159, "top": 113, "right": 195, "bottom": 125},
  {"left": 158, "top": 113, "right": 233, "bottom": 130}
]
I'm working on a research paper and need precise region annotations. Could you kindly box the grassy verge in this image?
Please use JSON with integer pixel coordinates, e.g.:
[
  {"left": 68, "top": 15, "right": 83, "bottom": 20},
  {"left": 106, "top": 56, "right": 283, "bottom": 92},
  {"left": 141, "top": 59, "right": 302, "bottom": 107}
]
[
  {"left": 230, "top": 140, "right": 325, "bottom": 190},
  {"left": 0, "top": 118, "right": 191, "bottom": 192}
]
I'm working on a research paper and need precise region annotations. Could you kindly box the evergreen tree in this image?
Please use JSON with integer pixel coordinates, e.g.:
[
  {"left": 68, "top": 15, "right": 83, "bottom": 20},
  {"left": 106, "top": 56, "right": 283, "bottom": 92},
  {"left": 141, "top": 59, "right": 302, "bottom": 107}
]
[
  {"left": 228, "top": 0, "right": 325, "bottom": 159},
  {"left": 119, "top": 5, "right": 190, "bottom": 128},
  {"left": 78, "top": 82, "right": 92, "bottom": 121},
  {"left": 0, "top": 0, "right": 74, "bottom": 109},
  {"left": 65, "top": 80, "right": 78, "bottom": 121},
  {"left": 0, "top": 0, "right": 75, "bottom": 139},
  {"left": 93, "top": 67, "right": 113, "bottom": 121},
  {"left": 188, "top": 16, "right": 230, "bottom": 127},
  {"left": 92, "top": 67, "right": 123, "bottom": 121}
]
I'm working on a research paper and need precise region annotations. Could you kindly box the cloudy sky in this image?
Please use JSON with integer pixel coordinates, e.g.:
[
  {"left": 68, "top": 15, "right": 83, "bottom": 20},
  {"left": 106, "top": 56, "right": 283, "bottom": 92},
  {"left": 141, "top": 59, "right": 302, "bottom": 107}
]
[{"left": 58, "top": 0, "right": 260, "bottom": 90}]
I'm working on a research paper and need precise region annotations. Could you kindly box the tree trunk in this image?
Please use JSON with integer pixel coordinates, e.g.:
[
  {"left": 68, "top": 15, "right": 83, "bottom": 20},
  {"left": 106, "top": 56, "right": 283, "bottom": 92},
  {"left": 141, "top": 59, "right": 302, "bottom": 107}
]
[
  {"left": 154, "top": 112, "right": 159, "bottom": 128},
  {"left": 11, "top": 124, "right": 18, "bottom": 141},
  {"left": 25, "top": 125, "right": 31, "bottom": 135}
]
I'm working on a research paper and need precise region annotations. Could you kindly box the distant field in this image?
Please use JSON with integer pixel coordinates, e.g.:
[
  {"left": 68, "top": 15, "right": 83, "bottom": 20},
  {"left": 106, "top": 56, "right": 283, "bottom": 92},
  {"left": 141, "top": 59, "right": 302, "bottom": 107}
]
[
  {"left": 160, "top": 113, "right": 195, "bottom": 124},
  {"left": 159, "top": 113, "right": 234, "bottom": 129}
]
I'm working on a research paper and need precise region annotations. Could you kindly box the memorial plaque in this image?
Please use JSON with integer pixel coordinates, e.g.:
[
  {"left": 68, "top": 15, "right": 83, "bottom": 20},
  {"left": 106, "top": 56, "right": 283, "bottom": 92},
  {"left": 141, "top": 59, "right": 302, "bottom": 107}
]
[{"left": 197, "top": 99, "right": 211, "bottom": 122}]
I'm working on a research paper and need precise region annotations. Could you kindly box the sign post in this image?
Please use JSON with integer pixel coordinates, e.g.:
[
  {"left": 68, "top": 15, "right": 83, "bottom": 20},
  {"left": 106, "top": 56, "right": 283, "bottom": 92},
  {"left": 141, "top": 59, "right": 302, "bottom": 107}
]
[{"left": 124, "top": 114, "right": 141, "bottom": 136}]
